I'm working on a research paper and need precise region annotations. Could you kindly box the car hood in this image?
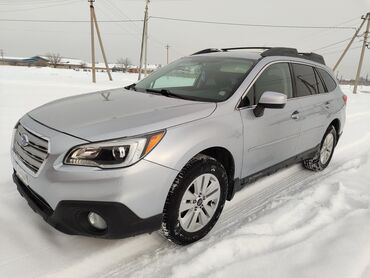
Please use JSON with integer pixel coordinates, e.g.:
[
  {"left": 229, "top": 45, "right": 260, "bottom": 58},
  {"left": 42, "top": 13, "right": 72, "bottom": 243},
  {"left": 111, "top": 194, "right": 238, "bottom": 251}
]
[{"left": 28, "top": 88, "right": 216, "bottom": 141}]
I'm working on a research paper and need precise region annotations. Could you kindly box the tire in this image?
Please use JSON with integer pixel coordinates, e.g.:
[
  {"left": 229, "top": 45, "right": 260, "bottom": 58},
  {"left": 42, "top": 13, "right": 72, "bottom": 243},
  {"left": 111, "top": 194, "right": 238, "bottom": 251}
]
[
  {"left": 303, "top": 125, "right": 337, "bottom": 171},
  {"left": 161, "top": 154, "right": 228, "bottom": 245}
]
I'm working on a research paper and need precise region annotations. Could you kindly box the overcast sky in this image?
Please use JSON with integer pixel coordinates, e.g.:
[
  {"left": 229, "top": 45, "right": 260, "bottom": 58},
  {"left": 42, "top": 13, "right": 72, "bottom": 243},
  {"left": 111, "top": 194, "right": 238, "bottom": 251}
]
[{"left": 1, "top": 0, "right": 370, "bottom": 78}]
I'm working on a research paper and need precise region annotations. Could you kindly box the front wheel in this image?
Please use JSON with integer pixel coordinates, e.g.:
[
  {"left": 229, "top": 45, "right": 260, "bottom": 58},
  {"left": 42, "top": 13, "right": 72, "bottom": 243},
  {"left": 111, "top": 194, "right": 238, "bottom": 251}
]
[
  {"left": 303, "top": 125, "right": 337, "bottom": 171},
  {"left": 161, "top": 154, "right": 228, "bottom": 245}
]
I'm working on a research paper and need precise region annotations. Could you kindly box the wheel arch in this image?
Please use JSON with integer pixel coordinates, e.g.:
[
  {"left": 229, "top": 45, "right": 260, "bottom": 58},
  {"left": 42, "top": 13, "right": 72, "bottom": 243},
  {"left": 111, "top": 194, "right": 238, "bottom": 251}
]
[
  {"left": 198, "top": 147, "right": 236, "bottom": 201},
  {"left": 329, "top": 118, "right": 341, "bottom": 143}
]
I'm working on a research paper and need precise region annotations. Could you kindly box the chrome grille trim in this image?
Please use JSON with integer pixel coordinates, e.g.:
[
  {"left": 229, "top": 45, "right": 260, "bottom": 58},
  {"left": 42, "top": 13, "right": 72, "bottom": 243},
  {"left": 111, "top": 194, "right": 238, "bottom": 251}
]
[{"left": 13, "top": 124, "right": 49, "bottom": 174}]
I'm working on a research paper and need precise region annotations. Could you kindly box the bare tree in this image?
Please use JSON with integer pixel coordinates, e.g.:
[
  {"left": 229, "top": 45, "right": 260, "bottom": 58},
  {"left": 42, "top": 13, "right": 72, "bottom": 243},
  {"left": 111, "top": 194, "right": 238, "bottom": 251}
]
[
  {"left": 116, "top": 57, "right": 131, "bottom": 73},
  {"left": 46, "top": 52, "right": 62, "bottom": 68}
]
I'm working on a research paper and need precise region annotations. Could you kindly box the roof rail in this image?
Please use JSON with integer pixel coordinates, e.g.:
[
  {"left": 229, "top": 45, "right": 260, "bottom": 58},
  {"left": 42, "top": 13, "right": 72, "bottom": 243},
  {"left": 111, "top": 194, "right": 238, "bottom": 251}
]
[
  {"left": 192, "top": 47, "right": 271, "bottom": 56},
  {"left": 221, "top": 47, "right": 271, "bottom": 51},
  {"left": 191, "top": 47, "right": 326, "bottom": 65},
  {"left": 191, "top": 48, "right": 224, "bottom": 55},
  {"left": 261, "top": 48, "right": 325, "bottom": 65},
  {"left": 261, "top": 47, "right": 299, "bottom": 57},
  {"left": 298, "top": 52, "right": 326, "bottom": 65}
]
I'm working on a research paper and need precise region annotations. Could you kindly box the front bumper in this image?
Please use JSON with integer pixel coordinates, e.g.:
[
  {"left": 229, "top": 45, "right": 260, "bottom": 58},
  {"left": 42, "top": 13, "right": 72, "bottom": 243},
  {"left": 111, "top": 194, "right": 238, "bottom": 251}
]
[
  {"left": 12, "top": 114, "right": 179, "bottom": 217},
  {"left": 13, "top": 172, "right": 162, "bottom": 238},
  {"left": 11, "top": 114, "right": 179, "bottom": 238}
]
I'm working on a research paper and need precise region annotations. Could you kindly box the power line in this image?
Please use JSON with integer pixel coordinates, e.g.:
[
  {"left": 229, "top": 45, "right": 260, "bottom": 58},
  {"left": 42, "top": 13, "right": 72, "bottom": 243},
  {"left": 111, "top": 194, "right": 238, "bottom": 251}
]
[
  {"left": 149, "top": 16, "right": 357, "bottom": 30},
  {"left": 0, "top": 18, "right": 143, "bottom": 23},
  {"left": 322, "top": 45, "right": 362, "bottom": 56},
  {"left": 321, "top": 43, "right": 362, "bottom": 55},
  {"left": 100, "top": 0, "right": 184, "bottom": 55},
  {"left": 313, "top": 36, "right": 355, "bottom": 51},
  {"left": 0, "top": 26, "right": 138, "bottom": 35},
  {"left": 0, "top": 0, "right": 72, "bottom": 5},
  {"left": 97, "top": 1, "right": 145, "bottom": 41},
  {"left": 0, "top": 0, "right": 79, "bottom": 12},
  {"left": 0, "top": 16, "right": 357, "bottom": 30},
  {"left": 0, "top": 14, "right": 362, "bottom": 60},
  {"left": 294, "top": 16, "right": 362, "bottom": 46},
  {"left": 97, "top": 0, "right": 186, "bottom": 58},
  {"left": 103, "top": 0, "right": 141, "bottom": 27}
]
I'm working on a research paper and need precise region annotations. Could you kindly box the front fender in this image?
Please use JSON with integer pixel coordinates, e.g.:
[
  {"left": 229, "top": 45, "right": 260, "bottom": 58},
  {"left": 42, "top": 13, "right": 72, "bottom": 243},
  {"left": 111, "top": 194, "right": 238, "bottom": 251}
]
[{"left": 144, "top": 111, "right": 244, "bottom": 180}]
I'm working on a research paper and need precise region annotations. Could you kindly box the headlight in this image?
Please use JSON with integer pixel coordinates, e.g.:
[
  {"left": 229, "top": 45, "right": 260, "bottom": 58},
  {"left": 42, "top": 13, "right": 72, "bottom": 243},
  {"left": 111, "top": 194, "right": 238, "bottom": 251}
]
[{"left": 64, "top": 131, "right": 165, "bottom": 168}]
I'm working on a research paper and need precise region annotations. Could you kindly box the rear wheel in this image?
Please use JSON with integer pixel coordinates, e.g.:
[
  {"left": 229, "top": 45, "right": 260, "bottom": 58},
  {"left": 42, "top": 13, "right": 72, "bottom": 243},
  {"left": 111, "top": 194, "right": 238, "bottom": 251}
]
[
  {"left": 161, "top": 154, "right": 228, "bottom": 245},
  {"left": 303, "top": 125, "right": 337, "bottom": 171}
]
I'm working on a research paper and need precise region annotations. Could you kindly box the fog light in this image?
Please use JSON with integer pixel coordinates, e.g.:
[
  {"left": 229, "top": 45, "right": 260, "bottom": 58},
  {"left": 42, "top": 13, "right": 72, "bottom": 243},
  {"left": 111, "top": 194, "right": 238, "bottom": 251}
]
[{"left": 87, "top": 212, "right": 107, "bottom": 230}]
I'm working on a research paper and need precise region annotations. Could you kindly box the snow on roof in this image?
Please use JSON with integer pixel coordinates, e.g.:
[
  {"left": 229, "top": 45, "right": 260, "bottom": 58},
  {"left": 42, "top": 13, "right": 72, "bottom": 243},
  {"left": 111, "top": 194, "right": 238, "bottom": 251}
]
[
  {"left": 85, "top": 62, "right": 117, "bottom": 68},
  {"left": 126, "top": 64, "right": 161, "bottom": 69},
  {"left": 59, "top": 58, "right": 86, "bottom": 65},
  {"left": 2, "top": 56, "right": 50, "bottom": 62}
]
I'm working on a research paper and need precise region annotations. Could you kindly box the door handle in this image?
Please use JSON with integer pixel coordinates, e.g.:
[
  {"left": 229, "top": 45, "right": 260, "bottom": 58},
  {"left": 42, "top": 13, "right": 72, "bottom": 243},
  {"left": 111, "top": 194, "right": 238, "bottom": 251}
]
[{"left": 291, "top": 111, "right": 300, "bottom": 120}]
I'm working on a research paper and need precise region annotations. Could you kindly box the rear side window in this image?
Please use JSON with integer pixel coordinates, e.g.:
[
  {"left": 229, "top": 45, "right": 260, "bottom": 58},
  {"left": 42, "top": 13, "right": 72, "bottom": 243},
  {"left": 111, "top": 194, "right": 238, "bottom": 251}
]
[
  {"left": 314, "top": 69, "right": 326, "bottom": 94},
  {"left": 292, "top": 64, "right": 318, "bottom": 97},
  {"left": 242, "top": 63, "right": 293, "bottom": 106},
  {"left": 317, "top": 68, "right": 337, "bottom": 92}
]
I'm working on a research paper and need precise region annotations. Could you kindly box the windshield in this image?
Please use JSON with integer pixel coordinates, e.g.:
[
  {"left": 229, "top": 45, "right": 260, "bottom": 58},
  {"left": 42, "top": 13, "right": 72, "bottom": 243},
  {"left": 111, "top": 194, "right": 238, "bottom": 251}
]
[{"left": 134, "top": 56, "right": 256, "bottom": 102}]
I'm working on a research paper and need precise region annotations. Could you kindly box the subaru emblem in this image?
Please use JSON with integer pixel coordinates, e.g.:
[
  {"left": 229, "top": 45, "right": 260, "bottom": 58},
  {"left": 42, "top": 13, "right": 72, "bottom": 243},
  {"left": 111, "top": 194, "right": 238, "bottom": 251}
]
[{"left": 20, "top": 133, "right": 30, "bottom": 147}]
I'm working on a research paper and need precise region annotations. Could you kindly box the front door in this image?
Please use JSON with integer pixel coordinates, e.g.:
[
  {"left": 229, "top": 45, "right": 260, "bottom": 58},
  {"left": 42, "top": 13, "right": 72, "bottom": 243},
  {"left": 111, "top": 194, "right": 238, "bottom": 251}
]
[{"left": 239, "top": 62, "right": 301, "bottom": 177}]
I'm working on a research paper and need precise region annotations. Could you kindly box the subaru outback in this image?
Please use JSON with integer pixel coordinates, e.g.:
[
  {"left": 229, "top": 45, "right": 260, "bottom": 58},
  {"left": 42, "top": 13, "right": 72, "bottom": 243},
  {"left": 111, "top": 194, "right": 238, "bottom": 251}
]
[{"left": 11, "top": 47, "right": 346, "bottom": 245}]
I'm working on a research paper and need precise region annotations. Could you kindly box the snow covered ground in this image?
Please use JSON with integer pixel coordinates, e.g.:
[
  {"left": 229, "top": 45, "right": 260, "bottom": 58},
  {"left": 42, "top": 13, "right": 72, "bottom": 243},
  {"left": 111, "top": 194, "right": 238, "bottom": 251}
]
[{"left": 0, "top": 66, "right": 370, "bottom": 278}]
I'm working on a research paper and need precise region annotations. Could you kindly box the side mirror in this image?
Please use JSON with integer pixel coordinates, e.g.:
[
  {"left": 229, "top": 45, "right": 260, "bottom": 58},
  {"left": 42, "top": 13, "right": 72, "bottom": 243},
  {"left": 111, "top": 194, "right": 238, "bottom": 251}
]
[{"left": 253, "top": 91, "right": 287, "bottom": 117}]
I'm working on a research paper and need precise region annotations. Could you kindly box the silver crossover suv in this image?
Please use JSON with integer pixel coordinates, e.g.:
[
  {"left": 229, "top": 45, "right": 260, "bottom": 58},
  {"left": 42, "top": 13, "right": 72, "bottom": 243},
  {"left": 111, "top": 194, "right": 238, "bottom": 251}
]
[{"left": 11, "top": 47, "right": 346, "bottom": 245}]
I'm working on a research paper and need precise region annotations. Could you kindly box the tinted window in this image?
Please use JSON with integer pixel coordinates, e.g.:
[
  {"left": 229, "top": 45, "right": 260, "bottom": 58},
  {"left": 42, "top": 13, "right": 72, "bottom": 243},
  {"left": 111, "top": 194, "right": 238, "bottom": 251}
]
[
  {"left": 243, "top": 63, "right": 293, "bottom": 106},
  {"left": 317, "top": 68, "right": 337, "bottom": 92},
  {"left": 292, "top": 64, "right": 318, "bottom": 97},
  {"left": 136, "top": 57, "right": 255, "bottom": 102},
  {"left": 314, "top": 69, "right": 326, "bottom": 94},
  {"left": 153, "top": 65, "right": 201, "bottom": 89}
]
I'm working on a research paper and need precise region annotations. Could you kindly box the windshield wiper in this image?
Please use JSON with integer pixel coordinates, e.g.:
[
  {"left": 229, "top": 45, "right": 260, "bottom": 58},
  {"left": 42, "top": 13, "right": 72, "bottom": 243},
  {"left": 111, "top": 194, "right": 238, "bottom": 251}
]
[
  {"left": 125, "top": 83, "right": 137, "bottom": 91},
  {"left": 145, "top": 88, "right": 190, "bottom": 100}
]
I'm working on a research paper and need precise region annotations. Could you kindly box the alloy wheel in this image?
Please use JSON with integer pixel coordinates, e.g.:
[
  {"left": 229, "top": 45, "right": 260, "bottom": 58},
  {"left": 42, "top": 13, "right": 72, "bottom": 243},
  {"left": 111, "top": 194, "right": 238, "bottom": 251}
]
[
  {"left": 320, "top": 133, "right": 334, "bottom": 165},
  {"left": 178, "top": 173, "right": 221, "bottom": 233}
]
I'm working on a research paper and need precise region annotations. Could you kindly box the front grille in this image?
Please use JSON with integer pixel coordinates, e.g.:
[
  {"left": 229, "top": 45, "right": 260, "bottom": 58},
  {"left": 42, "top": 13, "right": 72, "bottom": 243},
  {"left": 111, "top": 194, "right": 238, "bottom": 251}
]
[{"left": 13, "top": 124, "right": 49, "bottom": 174}]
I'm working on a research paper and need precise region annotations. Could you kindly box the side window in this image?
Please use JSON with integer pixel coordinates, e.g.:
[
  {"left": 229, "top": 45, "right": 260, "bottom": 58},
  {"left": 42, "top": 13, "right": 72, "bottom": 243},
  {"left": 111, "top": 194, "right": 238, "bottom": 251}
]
[
  {"left": 317, "top": 68, "right": 337, "bottom": 92},
  {"left": 292, "top": 64, "right": 318, "bottom": 97},
  {"left": 242, "top": 63, "right": 293, "bottom": 106},
  {"left": 314, "top": 68, "right": 326, "bottom": 94}
]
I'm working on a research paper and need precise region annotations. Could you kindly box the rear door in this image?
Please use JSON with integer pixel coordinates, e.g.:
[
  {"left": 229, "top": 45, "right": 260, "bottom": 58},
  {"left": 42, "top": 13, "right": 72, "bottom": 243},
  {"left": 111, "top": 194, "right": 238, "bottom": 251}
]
[
  {"left": 291, "top": 63, "right": 331, "bottom": 153},
  {"left": 316, "top": 67, "right": 340, "bottom": 117},
  {"left": 239, "top": 62, "right": 302, "bottom": 177}
]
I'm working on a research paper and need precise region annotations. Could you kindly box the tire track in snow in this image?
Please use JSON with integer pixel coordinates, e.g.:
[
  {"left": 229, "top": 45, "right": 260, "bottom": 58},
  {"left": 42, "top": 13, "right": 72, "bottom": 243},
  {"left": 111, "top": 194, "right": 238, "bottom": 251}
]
[
  {"left": 97, "top": 129, "right": 370, "bottom": 277},
  {"left": 122, "top": 157, "right": 367, "bottom": 278}
]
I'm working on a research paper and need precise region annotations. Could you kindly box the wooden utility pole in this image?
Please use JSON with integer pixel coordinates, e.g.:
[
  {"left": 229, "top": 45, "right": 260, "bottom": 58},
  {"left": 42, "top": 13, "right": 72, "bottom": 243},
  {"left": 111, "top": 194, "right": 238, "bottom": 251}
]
[
  {"left": 353, "top": 13, "right": 370, "bottom": 94},
  {"left": 333, "top": 16, "right": 367, "bottom": 72},
  {"left": 138, "top": 14, "right": 146, "bottom": 80},
  {"left": 89, "top": 0, "right": 96, "bottom": 83},
  {"left": 88, "top": 0, "right": 113, "bottom": 83},
  {"left": 333, "top": 13, "right": 370, "bottom": 94},
  {"left": 138, "top": 0, "right": 150, "bottom": 80},
  {"left": 92, "top": 7, "right": 112, "bottom": 81},
  {"left": 144, "top": 12, "right": 148, "bottom": 77},
  {"left": 165, "top": 44, "right": 170, "bottom": 64}
]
